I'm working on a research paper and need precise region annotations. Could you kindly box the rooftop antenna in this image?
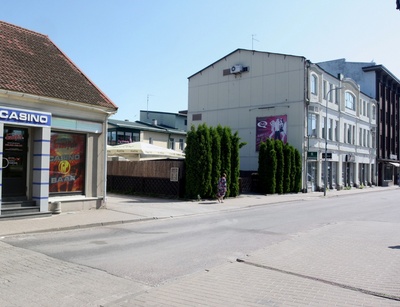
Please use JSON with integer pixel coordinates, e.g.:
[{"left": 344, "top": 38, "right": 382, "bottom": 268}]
[
  {"left": 252, "top": 34, "right": 259, "bottom": 50},
  {"left": 146, "top": 94, "right": 154, "bottom": 119}
]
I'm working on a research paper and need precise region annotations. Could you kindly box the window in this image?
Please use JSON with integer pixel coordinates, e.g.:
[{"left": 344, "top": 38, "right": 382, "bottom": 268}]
[
  {"left": 328, "top": 84, "right": 333, "bottom": 102},
  {"left": 308, "top": 113, "right": 317, "bottom": 137},
  {"left": 50, "top": 132, "right": 86, "bottom": 195},
  {"left": 192, "top": 113, "right": 202, "bottom": 121},
  {"left": 322, "top": 116, "right": 326, "bottom": 139},
  {"left": 179, "top": 139, "right": 184, "bottom": 150},
  {"left": 328, "top": 118, "right": 333, "bottom": 140},
  {"left": 372, "top": 105, "right": 376, "bottom": 120},
  {"left": 363, "top": 100, "right": 366, "bottom": 116},
  {"left": 169, "top": 138, "right": 175, "bottom": 150},
  {"left": 323, "top": 80, "right": 327, "bottom": 98},
  {"left": 334, "top": 120, "right": 339, "bottom": 141},
  {"left": 311, "top": 74, "right": 318, "bottom": 95},
  {"left": 345, "top": 92, "right": 356, "bottom": 110},
  {"left": 148, "top": 137, "right": 153, "bottom": 144},
  {"left": 348, "top": 125, "right": 351, "bottom": 144}
]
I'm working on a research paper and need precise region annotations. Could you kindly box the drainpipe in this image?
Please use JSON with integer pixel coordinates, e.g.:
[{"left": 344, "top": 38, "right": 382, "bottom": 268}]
[{"left": 304, "top": 60, "right": 311, "bottom": 192}]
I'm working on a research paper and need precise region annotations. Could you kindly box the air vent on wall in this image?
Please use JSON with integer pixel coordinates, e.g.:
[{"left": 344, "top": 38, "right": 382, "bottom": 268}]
[{"left": 230, "top": 65, "right": 243, "bottom": 74}]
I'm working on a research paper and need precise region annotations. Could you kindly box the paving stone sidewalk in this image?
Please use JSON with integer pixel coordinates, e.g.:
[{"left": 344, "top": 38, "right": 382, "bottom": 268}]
[{"left": 106, "top": 220, "right": 400, "bottom": 307}]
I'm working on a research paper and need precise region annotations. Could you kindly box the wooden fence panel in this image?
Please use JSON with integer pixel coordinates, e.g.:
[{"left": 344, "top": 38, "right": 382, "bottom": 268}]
[{"left": 107, "top": 160, "right": 185, "bottom": 179}]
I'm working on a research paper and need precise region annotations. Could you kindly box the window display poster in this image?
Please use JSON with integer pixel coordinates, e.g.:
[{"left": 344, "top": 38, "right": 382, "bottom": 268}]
[
  {"left": 49, "top": 132, "right": 86, "bottom": 194},
  {"left": 256, "top": 115, "right": 287, "bottom": 151}
]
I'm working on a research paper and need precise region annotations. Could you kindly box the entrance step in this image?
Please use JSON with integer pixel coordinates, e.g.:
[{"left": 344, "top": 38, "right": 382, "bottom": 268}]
[{"left": 0, "top": 201, "right": 52, "bottom": 219}]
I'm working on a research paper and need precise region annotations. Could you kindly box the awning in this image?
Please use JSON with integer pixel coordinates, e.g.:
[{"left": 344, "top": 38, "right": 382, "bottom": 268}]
[{"left": 389, "top": 162, "right": 400, "bottom": 167}]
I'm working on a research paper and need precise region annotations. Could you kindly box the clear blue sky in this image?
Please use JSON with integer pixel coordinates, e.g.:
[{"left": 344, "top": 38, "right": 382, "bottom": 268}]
[{"left": 1, "top": 1, "right": 399, "bottom": 121}]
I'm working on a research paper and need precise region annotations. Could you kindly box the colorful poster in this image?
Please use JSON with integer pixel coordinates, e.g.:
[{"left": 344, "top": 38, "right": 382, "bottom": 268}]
[
  {"left": 256, "top": 115, "right": 287, "bottom": 151},
  {"left": 49, "top": 132, "right": 86, "bottom": 194}
]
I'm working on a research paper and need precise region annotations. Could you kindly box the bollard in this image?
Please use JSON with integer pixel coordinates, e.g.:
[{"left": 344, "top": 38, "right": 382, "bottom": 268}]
[{"left": 51, "top": 201, "right": 61, "bottom": 214}]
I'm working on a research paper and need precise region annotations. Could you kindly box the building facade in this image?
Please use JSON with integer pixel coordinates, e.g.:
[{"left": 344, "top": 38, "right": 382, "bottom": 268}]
[
  {"left": 188, "top": 49, "right": 376, "bottom": 192},
  {"left": 139, "top": 110, "right": 187, "bottom": 132},
  {"left": 318, "top": 59, "right": 400, "bottom": 186},
  {"left": 0, "top": 21, "right": 117, "bottom": 214},
  {"left": 108, "top": 118, "right": 186, "bottom": 152}
]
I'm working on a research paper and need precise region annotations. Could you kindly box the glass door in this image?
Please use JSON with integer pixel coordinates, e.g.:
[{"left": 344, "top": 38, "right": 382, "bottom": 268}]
[{"left": 2, "top": 127, "right": 28, "bottom": 200}]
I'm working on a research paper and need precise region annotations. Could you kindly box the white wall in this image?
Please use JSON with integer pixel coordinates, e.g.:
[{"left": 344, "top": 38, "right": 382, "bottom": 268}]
[{"left": 188, "top": 49, "right": 306, "bottom": 171}]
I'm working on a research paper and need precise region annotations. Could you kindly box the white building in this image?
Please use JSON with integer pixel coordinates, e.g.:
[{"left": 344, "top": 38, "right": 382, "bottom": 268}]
[{"left": 188, "top": 49, "right": 376, "bottom": 192}]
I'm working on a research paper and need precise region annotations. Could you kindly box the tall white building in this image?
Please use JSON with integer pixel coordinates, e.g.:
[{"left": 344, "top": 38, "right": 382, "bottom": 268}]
[{"left": 188, "top": 49, "right": 376, "bottom": 192}]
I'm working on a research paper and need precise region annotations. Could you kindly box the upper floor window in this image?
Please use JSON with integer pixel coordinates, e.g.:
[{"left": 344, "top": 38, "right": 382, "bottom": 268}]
[
  {"left": 345, "top": 92, "right": 356, "bottom": 111},
  {"left": 372, "top": 105, "right": 376, "bottom": 120},
  {"left": 311, "top": 74, "right": 318, "bottom": 95},
  {"left": 328, "top": 83, "right": 333, "bottom": 102},
  {"left": 308, "top": 113, "right": 318, "bottom": 137}
]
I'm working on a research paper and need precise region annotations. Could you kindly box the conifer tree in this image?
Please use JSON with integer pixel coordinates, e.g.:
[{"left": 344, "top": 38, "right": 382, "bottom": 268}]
[{"left": 274, "top": 140, "right": 284, "bottom": 194}]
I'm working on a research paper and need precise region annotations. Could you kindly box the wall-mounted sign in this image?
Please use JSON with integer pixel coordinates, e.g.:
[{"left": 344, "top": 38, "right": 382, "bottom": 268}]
[
  {"left": 170, "top": 167, "right": 179, "bottom": 182},
  {"left": 307, "top": 152, "right": 317, "bottom": 160},
  {"left": 0, "top": 106, "right": 51, "bottom": 127},
  {"left": 256, "top": 114, "right": 288, "bottom": 151}
]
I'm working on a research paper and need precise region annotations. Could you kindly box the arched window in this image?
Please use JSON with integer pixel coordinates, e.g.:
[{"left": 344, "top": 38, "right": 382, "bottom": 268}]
[
  {"left": 345, "top": 92, "right": 356, "bottom": 110},
  {"left": 311, "top": 74, "right": 318, "bottom": 95}
]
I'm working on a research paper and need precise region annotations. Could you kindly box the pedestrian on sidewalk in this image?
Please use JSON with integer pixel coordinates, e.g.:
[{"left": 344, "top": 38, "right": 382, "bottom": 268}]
[{"left": 217, "top": 173, "right": 227, "bottom": 203}]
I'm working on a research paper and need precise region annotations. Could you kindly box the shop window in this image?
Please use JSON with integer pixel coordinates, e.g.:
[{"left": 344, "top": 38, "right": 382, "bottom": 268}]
[{"left": 49, "top": 132, "right": 86, "bottom": 195}]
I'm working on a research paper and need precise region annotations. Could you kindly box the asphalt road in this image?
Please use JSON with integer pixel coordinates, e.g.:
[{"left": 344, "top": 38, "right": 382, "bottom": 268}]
[{"left": 4, "top": 189, "right": 400, "bottom": 289}]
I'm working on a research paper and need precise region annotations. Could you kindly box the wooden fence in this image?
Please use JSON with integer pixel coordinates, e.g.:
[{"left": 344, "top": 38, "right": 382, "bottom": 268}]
[{"left": 107, "top": 160, "right": 185, "bottom": 198}]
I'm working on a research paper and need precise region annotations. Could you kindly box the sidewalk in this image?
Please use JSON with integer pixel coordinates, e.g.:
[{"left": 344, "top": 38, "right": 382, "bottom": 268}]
[{"left": 0, "top": 185, "right": 396, "bottom": 237}]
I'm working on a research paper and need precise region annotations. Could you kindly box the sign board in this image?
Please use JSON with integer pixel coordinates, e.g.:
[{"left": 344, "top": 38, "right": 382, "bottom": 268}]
[
  {"left": 307, "top": 152, "right": 317, "bottom": 160},
  {"left": 322, "top": 152, "right": 332, "bottom": 159},
  {"left": 0, "top": 106, "right": 51, "bottom": 127},
  {"left": 170, "top": 167, "right": 179, "bottom": 182}
]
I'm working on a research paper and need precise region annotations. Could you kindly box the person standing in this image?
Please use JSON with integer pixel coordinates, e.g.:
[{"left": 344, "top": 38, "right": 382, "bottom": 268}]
[{"left": 217, "top": 173, "right": 227, "bottom": 203}]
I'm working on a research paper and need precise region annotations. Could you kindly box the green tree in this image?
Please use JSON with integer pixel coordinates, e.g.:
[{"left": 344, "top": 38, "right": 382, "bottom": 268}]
[
  {"left": 185, "top": 126, "right": 202, "bottom": 198},
  {"left": 266, "top": 138, "right": 277, "bottom": 194},
  {"left": 283, "top": 143, "right": 292, "bottom": 194},
  {"left": 230, "top": 131, "right": 241, "bottom": 197},
  {"left": 274, "top": 140, "right": 284, "bottom": 194},
  {"left": 258, "top": 142, "right": 267, "bottom": 194},
  {"left": 197, "top": 123, "right": 213, "bottom": 198},
  {"left": 293, "top": 148, "right": 302, "bottom": 193},
  {"left": 210, "top": 127, "right": 221, "bottom": 197}
]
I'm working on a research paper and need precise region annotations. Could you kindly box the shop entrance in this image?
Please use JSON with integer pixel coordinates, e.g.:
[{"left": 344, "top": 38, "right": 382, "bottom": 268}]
[{"left": 2, "top": 127, "right": 28, "bottom": 200}]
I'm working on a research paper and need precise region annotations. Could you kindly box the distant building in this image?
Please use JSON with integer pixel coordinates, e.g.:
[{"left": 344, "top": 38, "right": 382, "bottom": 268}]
[
  {"left": 108, "top": 117, "right": 186, "bottom": 152},
  {"left": 0, "top": 21, "right": 118, "bottom": 215},
  {"left": 188, "top": 49, "right": 377, "bottom": 191},
  {"left": 318, "top": 59, "right": 400, "bottom": 186},
  {"left": 139, "top": 110, "right": 187, "bottom": 131}
]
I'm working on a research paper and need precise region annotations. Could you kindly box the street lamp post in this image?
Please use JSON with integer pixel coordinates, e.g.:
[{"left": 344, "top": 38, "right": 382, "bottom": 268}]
[{"left": 324, "top": 86, "right": 343, "bottom": 196}]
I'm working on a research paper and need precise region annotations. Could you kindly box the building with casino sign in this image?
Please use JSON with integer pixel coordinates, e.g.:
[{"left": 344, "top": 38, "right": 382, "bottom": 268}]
[{"left": 0, "top": 21, "right": 118, "bottom": 216}]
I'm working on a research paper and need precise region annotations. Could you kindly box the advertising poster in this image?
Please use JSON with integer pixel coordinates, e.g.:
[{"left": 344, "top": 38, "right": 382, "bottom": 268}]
[
  {"left": 256, "top": 115, "right": 287, "bottom": 151},
  {"left": 49, "top": 132, "right": 86, "bottom": 194}
]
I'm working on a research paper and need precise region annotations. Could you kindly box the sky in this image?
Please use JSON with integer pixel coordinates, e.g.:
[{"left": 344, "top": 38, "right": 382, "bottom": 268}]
[{"left": 1, "top": 0, "right": 399, "bottom": 121}]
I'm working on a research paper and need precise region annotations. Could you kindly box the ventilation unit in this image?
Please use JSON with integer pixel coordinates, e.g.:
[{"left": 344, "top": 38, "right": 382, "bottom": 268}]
[{"left": 230, "top": 65, "right": 243, "bottom": 74}]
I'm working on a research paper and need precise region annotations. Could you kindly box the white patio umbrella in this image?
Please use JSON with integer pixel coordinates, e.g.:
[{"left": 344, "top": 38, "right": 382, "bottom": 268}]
[{"left": 107, "top": 142, "right": 185, "bottom": 161}]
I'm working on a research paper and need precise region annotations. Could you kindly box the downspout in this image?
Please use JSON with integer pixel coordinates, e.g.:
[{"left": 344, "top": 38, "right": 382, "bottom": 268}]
[
  {"left": 304, "top": 60, "right": 311, "bottom": 192},
  {"left": 103, "top": 117, "right": 109, "bottom": 207}
]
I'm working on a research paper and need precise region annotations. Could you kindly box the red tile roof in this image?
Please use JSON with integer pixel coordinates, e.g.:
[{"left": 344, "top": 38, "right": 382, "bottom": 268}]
[{"left": 0, "top": 21, "right": 117, "bottom": 110}]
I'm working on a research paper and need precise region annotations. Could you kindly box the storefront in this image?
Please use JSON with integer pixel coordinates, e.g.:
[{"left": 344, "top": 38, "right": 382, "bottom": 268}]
[
  {"left": 0, "top": 21, "right": 118, "bottom": 215},
  {"left": 0, "top": 103, "right": 112, "bottom": 214}
]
